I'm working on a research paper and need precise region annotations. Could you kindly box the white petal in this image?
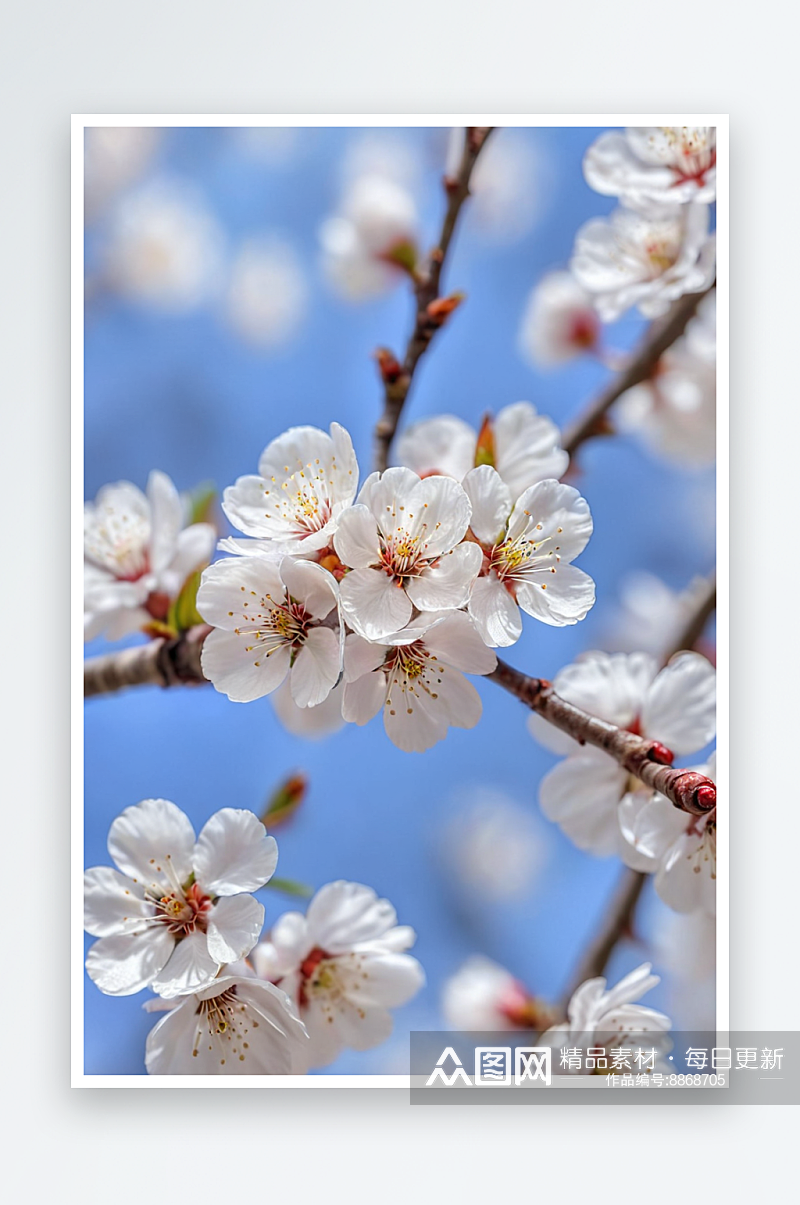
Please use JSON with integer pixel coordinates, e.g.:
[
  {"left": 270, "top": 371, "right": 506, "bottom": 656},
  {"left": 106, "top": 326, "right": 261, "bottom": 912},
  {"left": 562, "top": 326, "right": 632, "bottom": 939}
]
[
  {"left": 539, "top": 755, "right": 627, "bottom": 855},
  {"left": 201, "top": 627, "right": 291, "bottom": 701},
  {"left": 618, "top": 791, "right": 687, "bottom": 865},
  {"left": 290, "top": 626, "right": 341, "bottom": 708},
  {"left": 462, "top": 465, "right": 512, "bottom": 544},
  {"left": 508, "top": 478, "right": 593, "bottom": 563},
  {"left": 167, "top": 523, "right": 216, "bottom": 587},
  {"left": 384, "top": 689, "right": 448, "bottom": 752},
  {"left": 107, "top": 798, "right": 196, "bottom": 886},
  {"left": 642, "top": 652, "right": 716, "bottom": 753},
  {"left": 146, "top": 470, "right": 184, "bottom": 574},
  {"left": 515, "top": 563, "right": 596, "bottom": 627},
  {"left": 333, "top": 505, "right": 380, "bottom": 569},
  {"left": 423, "top": 609, "right": 498, "bottom": 673},
  {"left": 405, "top": 542, "right": 482, "bottom": 612},
  {"left": 468, "top": 574, "right": 523, "bottom": 647},
  {"left": 196, "top": 556, "right": 285, "bottom": 631},
  {"left": 553, "top": 651, "right": 658, "bottom": 728},
  {"left": 86, "top": 927, "right": 175, "bottom": 996},
  {"left": 206, "top": 894, "right": 266, "bottom": 963},
  {"left": 493, "top": 402, "right": 569, "bottom": 498},
  {"left": 406, "top": 474, "right": 473, "bottom": 557},
  {"left": 84, "top": 866, "right": 150, "bottom": 937},
  {"left": 339, "top": 951, "right": 425, "bottom": 1008},
  {"left": 343, "top": 632, "right": 388, "bottom": 681},
  {"left": 395, "top": 415, "right": 476, "bottom": 480},
  {"left": 306, "top": 881, "right": 398, "bottom": 951},
  {"left": 194, "top": 808, "right": 278, "bottom": 895},
  {"left": 331, "top": 1001, "right": 395, "bottom": 1053},
  {"left": 343, "top": 673, "right": 386, "bottom": 726},
  {"left": 151, "top": 931, "right": 222, "bottom": 998},
  {"left": 428, "top": 664, "right": 483, "bottom": 730},
  {"left": 339, "top": 567, "right": 412, "bottom": 641},
  {"left": 279, "top": 558, "right": 338, "bottom": 620}
]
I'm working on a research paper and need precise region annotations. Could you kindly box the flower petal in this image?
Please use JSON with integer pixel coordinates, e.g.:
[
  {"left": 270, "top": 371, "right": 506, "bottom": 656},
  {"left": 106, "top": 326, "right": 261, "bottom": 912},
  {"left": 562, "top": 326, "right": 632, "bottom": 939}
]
[
  {"left": 462, "top": 465, "right": 512, "bottom": 544},
  {"left": 405, "top": 542, "right": 482, "bottom": 612},
  {"left": 515, "top": 563, "right": 596, "bottom": 627},
  {"left": 290, "top": 626, "right": 341, "bottom": 708},
  {"left": 343, "top": 672, "right": 386, "bottom": 726},
  {"left": 333, "top": 504, "right": 380, "bottom": 569},
  {"left": 508, "top": 478, "right": 593, "bottom": 563},
  {"left": 468, "top": 574, "right": 523, "bottom": 647},
  {"left": 196, "top": 556, "right": 285, "bottom": 631},
  {"left": 151, "top": 931, "right": 222, "bottom": 999},
  {"left": 86, "top": 927, "right": 175, "bottom": 996},
  {"left": 539, "top": 754, "right": 627, "bottom": 855},
  {"left": 279, "top": 558, "right": 338, "bottom": 620},
  {"left": 642, "top": 652, "right": 716, "bottom": 753},
  {"left": 339, "top": 567, "right": 412, "bottom": 641},
  {"left": 107, "top": 798, "right": 196, "bottom": 886},
  {"left": 201, "top": 627, "right": 291, "bottom": 702},
  {"left": 395, "top": 415, "right": 476, "bottom": 481},
  {"left": 206, "top": 894, "right": 266, "bottom": 964},
  {"left": 146, "top": 470, "right": 184, "bottom": 574},
  {"left": 493, "top": 402, "right": 569, "bottom": 498},
  {"left": 84, "top": 866, "right": 150, "bottom": 937},
  {"left": 194, "top": 808, "right": 278, "bottom": 895},
  {"left": 306, "top": 881, "right": 398, "bottom": 951},
  {"left": 422, "top": 609, "right": 498, "bottom": 673}
]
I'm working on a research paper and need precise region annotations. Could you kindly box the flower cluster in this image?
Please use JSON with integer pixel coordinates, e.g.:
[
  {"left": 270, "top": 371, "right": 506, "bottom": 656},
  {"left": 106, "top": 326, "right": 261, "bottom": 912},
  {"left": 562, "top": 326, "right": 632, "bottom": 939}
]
[
  {"left": 84, "top": 799, "right": 423, "bottom": 1074},
  {"left": 190, "top": 415, "right": 593, "bottom": 751},
  {"left": 529, "top": 650, "right": 716, "bottom": 914}
]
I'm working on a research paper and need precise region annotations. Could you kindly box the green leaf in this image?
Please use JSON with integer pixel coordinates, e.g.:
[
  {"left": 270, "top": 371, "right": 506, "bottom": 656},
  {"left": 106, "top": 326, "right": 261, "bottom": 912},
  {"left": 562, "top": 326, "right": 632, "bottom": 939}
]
[
  {"left": 261, "top": 773, "right": 307, "bottom": 829},
  {"left": 266, "top": 877, "right": 314, "bottom": 899},
  {"left": 168, "top": 569, "right": 205, "bottom": 634}
]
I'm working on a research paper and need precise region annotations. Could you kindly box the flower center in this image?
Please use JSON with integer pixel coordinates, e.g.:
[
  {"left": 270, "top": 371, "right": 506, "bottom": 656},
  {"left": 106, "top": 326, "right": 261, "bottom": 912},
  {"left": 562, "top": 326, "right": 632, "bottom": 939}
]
[
  {"left": 379, "top": 529, "right": 427, "bottom": 581},
  {"left": 147, "top": 877, "right": 212, "bottom": 936},
  {"left": 238, "top": 594, "right": 313, "bottom": 665},
  {"left": 262, "top": 461, "right": 336, "bottom": 538},
  {"left": 85, "top": 508, "right": 151, "bottom": 581},
  {"left": 192, "top": 986, "right": 258, "bottom": 1066}
]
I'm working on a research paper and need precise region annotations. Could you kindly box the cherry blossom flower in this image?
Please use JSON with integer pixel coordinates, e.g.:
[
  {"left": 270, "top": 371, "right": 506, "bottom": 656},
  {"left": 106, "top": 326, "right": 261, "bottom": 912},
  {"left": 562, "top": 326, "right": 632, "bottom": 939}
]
[
  {"left": 342, "top": 611, "right": 496, "bottom": 753},
  {"left": 197, "top": 556, "right": 342, "bottom": 707},
  {"left": 319, "top": 173, "right": 418, "bottom": 300},
  {"left": 617, "top": 289, "right": 716, "bottom": 466},
  {"left": 570, "top": 201, "right": 715, "bottom": 321},
  {"left": 462, "top": 466, "right": 595, "bottom": 647},
  {"left": 144, "top": 971, "right": 308, "bottom": 1074},
  {"left": 84, "top": 799, "right": 278, "bottom": 999},
  {"left": 530, "top": 651, "right": 715, "bottom": 857},
  {"left": 251, "top": 881, "right": 424, "bottom": 1071},
  {"left": 396, "top": 401, "right": 568, "bottom": 502},
  {"left": 540, "top": 963, "right": 671, "bottom": 1059},
  {"left": 334, "top": 468, "right": 482, "bottom": 641},
  {"left": 584, "top": 127, "right": 716, "bottom": 206},
  {"left": 102, "top": 177, "right": 225, "bottom": 310},
  {"left": 442, "top": 956, "right": 556, "bottom": 1031},
  {"left": 84, "top": 470, "right": 215, "bottom": 642},
  {"left": 222, "top": 423, "right": 358, "bottom": 557},
  {"left": 619, "top": 752, "right": 717, "bottom": 915},
  {"left": 518, "top": 271, "right": 601, "bottom": 366}
]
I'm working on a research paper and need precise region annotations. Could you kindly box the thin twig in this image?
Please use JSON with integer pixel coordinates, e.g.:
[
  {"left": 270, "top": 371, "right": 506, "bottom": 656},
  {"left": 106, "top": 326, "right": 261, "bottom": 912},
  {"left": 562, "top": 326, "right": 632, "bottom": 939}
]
[
  {"left": 562, "top": 281, "right": 716, "bottom": 459},
  {"left": 564, "top": 868, "right": 647, "bottom": 1000},
  {"left": 373, "top": 127, "right": 494, "bottom": 472},
  {"left": 671, "top": 572, "right": 716, "bottom": 657},
  {"left": 488, "top": 659, "right": 715, "bottom": 816}
]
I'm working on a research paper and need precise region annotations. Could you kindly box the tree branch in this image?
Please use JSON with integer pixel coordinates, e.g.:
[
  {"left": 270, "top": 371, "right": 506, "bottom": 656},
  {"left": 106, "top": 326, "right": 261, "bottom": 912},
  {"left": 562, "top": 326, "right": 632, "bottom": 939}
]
[
  {"left": 562, "top": 281, "right": 716, "bottom": 459},
  {"left": 373, "top": 126, "right": 494, "bottom": 472},
  {"left": 671, "top": 571, "right": 716, "bottom": 658},
  {"left": 488, "top": 660, "right": 715, "bottom": 815},
  {"left": 563, "top": 868, "right": 647, "bottom": 1001},
  {"left": 83, "top": 625, "right": 210, "bottom": 698}
]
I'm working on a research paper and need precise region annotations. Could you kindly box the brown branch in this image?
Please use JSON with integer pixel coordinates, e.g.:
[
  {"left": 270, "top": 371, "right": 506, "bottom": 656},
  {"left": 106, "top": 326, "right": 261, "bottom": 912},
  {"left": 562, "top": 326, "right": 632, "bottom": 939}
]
[
  {"left": 489, "top": 659, "right": 715, "bottom": 816},
  {"left": 373, "top": 126, "right": 494, "bottom": 472},
  {"left": 83, "top": 625, "right": 210, "bottom": 698},
  {"left": 564, "top": 868, "right": 647, "bottom": 1002},
  {"left": 562, "top": 281, "right": 716, "bottom": 459}
]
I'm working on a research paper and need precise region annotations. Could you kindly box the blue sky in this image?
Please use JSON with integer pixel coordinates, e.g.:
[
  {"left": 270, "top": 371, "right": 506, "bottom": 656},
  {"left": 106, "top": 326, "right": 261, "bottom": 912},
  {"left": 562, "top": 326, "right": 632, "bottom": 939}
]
[{"left": 83, "top": 125, "right": 716, "bottom": 1075}]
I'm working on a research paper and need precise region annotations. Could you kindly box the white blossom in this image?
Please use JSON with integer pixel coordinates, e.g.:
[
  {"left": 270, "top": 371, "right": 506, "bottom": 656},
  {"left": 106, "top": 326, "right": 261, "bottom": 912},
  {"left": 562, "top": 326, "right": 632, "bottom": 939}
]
[
  {"left": 617, "top": 289, "right": 716, "bottom": 465},
  {"left": 198, "top": 556, "right": 342, "bottom": 708},
  {"left": 319, "top": 174, "right": 418, "bottom": 300},
  {"left": 463, "top": 466, "right": 595, "bottom": 647},
  {"left": 252, "top": 881, "right": 424, "bottom": 1070},
  {"left": 144, "top": 971, "right": 308, "bottom": 1074},
  {"left": 84, "top": 799, "right": 278, "bottom": 999},
  {"left": 222, "top": 423, "right": 358, "bottom": 557},
  {"left": 102, "top": 177, "right": 225, "bottom": 310},
  {"left": 619, "top": 752, "right": 717, "bottom": 915},
  {"left": 584, "top": 127, "right": 716, "bottom": 206},
  {"left": 343, "top": 611, "right": 495, "bottom": 753},
  {"left": 334, "top": 468, "right": 482, "bottom": 641},
  {"left": 530, "top": 651, "right": 715, "bottom": 857},
  {"left": 518, "top": 271, "right": 601, "bottom": 366},
  {"left": 224, "top": 236, "right": 308, "bottom": 349},
  {"left": 442, "top": 956, "right": 554, "bottom": 1030},
  {"left": 604, "top": 571, "right": 715, "bottom": 660},
  {"left": 570, "top": 201, "right": 715, "bottom": 321},
  {"left": 396, "top": 401, "right": 568, "bottom": 502},
  {"left": 84, "top": 470, "right": 215, "bottom": 642},
  {"left": 540, "top": 963, "right": 671, "bottom": 1060}
]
